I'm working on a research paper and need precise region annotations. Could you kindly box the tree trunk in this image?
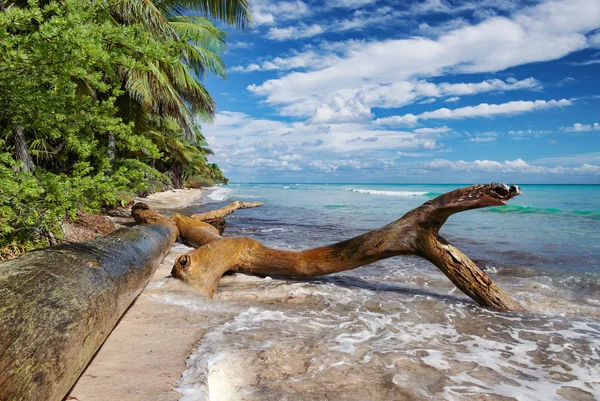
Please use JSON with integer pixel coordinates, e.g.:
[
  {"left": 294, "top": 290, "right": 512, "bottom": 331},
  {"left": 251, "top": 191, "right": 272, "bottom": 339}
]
[
  {"left": 156, "top": 183, "right": 525, "bottom": 311},
  {"left": 167, "top": 160, "right": 185, "bottom": 189},
  {"left": 107, "top": 132, "right": 116, "bottom": 161},
  {"left": 12, "top": 127, "right": 35, "bottom": 172},
  {"left": 0, "top": 223, "right": 177, "bottom": 401}
]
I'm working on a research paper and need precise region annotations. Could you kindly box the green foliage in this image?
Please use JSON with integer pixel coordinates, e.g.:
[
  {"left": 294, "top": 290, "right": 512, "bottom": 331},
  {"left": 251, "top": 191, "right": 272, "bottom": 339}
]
[{"left": 0, "top": 0, "right": 243, "bottom": 256}]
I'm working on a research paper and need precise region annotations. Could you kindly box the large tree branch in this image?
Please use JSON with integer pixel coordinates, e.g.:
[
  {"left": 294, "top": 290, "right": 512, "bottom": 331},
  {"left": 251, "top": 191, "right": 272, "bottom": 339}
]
[
  {"left": 168, "top": 183, "right": 525, "bottom": 311},
  {"left": 190, "top": 200, "right": 263, "bottom": 221}
]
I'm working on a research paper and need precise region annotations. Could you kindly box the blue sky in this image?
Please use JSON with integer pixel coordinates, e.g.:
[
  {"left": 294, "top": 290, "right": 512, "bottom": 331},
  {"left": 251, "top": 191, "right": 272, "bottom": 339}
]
[{"left": 200, "top": 0, "right": 600, "bottom": 183}]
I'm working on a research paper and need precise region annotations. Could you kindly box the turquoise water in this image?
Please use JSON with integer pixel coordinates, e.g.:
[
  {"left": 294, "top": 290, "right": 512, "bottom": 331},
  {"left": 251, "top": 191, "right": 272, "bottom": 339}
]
[
  {"left": 172, "top": 184, "right": 600, "bottom": 401},
  {"left": 197, "top": 183, "right": 600, "bottom": 274}
]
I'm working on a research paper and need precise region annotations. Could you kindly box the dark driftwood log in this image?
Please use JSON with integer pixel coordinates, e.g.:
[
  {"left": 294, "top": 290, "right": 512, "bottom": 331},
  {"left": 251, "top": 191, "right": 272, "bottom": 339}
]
[
  {"left": 0, "top": 222, "right": 177, "bottom": 401},
  {"left": 169, "top": 183, "right": 525, "bottom": 311}
]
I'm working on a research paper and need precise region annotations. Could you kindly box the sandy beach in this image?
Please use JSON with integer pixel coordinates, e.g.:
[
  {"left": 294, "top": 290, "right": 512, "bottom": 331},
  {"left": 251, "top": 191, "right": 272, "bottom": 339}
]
[
  {"left": 68, "top": 188, "right": 210, "bottom": 401},
  {"left": 66, "top": 184, "right": 600, "bottom": 401}
]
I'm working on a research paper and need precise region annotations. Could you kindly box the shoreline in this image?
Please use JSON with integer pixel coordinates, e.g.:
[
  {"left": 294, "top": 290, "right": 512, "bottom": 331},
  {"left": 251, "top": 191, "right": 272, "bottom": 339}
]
[
  {"left": 68, "top": 187, "right": 215, "bottom": 401},
  {"left": 66, "top": 184, "right": 600, "bottom": 400}
]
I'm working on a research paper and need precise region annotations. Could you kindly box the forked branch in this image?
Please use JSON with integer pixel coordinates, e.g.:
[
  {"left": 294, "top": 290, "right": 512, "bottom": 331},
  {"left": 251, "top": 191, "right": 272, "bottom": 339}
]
[{"left": 157, "top": 183, "right": 525, "bottom": 311}]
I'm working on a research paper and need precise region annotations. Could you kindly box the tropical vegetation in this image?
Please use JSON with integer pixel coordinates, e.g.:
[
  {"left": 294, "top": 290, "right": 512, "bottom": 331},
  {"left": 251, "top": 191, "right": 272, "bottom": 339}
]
[{"left": 0, "top": 0, "right": 249, "bottom": 258}]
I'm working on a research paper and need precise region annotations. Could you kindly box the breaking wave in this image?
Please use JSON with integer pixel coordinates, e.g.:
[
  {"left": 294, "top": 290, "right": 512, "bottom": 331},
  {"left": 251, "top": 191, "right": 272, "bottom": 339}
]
[
  {"left": 207, "top": 187, "right": 233, "bottom": 202},
  {"left": 345, "top": 188, "right": 440, "bottom": 197}
]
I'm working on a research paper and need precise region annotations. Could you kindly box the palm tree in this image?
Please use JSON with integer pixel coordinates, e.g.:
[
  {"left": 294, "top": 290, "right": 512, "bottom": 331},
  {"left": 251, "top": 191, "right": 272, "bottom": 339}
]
[
  {"left": 107, "top": 0, "right": 251, "bottom": 140},
  {"left": 4, "top": 0, "right": 252, "bottom": 172}
]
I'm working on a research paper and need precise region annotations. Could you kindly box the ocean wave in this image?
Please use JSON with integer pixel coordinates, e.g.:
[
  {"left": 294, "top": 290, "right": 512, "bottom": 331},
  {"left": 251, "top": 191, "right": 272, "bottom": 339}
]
[
  {"left": 486, "top": 205, "right": 600, "bottom": 219},
  {"left": 345, "top": 188, "right": 439, "bottom": 197},
  {"left": 207, "top": 187, "right": 233, "bottom": 201}
]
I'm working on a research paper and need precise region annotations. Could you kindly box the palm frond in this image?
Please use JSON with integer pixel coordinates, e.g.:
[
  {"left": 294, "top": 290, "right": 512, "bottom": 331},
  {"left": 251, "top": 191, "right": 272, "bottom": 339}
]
[{"left": 156, "top": 0, "right": 252, "bottom": 30}]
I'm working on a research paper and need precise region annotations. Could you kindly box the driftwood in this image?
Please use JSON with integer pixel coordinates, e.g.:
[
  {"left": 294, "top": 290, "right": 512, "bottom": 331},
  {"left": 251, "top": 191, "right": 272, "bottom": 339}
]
[
  {"left": 0, "top": 222, "right": 177, "bottom": 400},
  {"left": 137, "top": 183, "right": 525, "bottom": 312}
]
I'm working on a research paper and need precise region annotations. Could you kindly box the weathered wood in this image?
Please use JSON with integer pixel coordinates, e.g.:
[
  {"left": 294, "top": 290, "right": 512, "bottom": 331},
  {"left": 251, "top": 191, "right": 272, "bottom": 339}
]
[
  {"left": 190, "top": 200, "right": 263, "bottom": 221},
  {"left": 0, "top": 223, "right": 177, "bottom": 401},
  {"left": 170, "top": 183, "right": 525, "bottom": 311}
]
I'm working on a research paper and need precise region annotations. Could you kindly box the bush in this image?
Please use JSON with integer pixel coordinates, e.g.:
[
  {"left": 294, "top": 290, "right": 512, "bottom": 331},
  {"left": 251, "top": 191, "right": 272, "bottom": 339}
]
[
  {"left": 0, "top": 149, "right": 169, "bottom": 260},
  {"left": 185, "top": 175, "right": 217, "bottom": 188}
]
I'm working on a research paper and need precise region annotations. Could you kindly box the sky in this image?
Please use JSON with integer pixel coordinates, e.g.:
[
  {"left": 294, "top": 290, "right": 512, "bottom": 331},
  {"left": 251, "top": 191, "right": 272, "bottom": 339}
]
[{"left": 200, "top": 0, "right": 600, "bottom": 183}]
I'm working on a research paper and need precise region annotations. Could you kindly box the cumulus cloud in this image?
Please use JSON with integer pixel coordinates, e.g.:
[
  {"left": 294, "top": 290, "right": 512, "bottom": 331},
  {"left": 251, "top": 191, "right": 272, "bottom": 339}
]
[
  {"left": 251, "top": 0, "right": 311, "bottom": 25},
  {"left": 312, "top": 92, "right": 373, "bottom": 124},
  {"left": 413, "top": 126, "right": 452, "bottom": 134},
  {"left": 561, "top": 122, "right": 600, "bottom": 132},
  {"left": 445, "top": 96, "right": 460, "bottom": 102},
  {"left": 251, "top": 158, "right": 302, "bottom": 171},
  {"left": 250, "top": 72, "right": 542, "bottom": 116},
  {"left": 231, "top": 51, "right": 324, "bottom": 73},
  {"left": 267, "top": 24, "right": 325, "bottom": 40},
  {"left": 424, "top": 158, "right": 600, "bottom": 175},
  {"left": 248, "top": 0, "right": 597, "bottom": 116},
  {"left": 374, "top": 99, "right": 571, "bottom": 126}
]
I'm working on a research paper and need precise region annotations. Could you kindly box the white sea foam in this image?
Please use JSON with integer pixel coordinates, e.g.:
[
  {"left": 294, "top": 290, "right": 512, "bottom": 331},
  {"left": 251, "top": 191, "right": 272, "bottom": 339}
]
[
  {"left": 207, "top": 187, "right": 233, "bottom": 201},
  {"left": 166, "top": 184, "right": 600, "bottom": 401},
  {"left": 345, "top": 188, "right": 429, "bottom": 197},
  {"left": 259, "top": 227, "right": 286, "bottom": 233},
  {"left": 169, "top": 270, "right": 600, "bottom": 401}
]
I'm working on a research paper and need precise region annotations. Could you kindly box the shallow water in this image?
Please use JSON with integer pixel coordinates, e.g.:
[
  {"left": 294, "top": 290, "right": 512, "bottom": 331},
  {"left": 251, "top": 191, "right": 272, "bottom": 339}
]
[{"left": 163, "top": 184, "right": 600, "bottom": 401}]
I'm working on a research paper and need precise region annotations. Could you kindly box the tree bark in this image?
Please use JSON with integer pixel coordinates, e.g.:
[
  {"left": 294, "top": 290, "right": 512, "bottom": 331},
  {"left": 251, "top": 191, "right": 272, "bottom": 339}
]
[
  {"left": 161, "top": 183, "right": 525, "bottom": 311},
  {"left": 107, "top": 132, "right": 116, "bottom": 161},
  {"left": 190, "top": 200, "right": 263, "bottom": 221},
  {"left": 12, "top": 127, "right": 35, "bottom": 172},
  {"left": 0, "top": 223, "right": 177, "bottom": 401}
]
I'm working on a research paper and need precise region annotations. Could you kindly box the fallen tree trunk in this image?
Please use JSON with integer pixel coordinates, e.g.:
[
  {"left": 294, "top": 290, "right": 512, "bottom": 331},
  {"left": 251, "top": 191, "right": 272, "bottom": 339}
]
[
  {"left": 190, "top": 200, "right": 263, "bottom": 221},
  {"left": 163, "top": 183, "right": 525, "bottom": 311},
  {"left": 0, "top": 222, "right": 177, "bottom": 401}
]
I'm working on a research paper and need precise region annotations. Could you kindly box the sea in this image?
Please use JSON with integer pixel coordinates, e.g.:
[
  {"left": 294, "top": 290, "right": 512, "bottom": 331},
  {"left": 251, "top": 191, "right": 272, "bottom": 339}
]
[{"left": 155, "top": 184, "right": 600, "bottom": 401}]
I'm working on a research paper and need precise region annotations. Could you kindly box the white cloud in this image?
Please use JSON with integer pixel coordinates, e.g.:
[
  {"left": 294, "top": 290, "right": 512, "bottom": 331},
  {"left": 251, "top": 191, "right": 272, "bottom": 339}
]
[
  {"left": 205, "top": 111, "right": 445, "bottom": 163},
  {"left": 466, "top": 137, "right": 497, "bottom": 142},
  {"left": 445, "top": 96, "right": 460, "bottom": 102},
  {"left": 410, "top": 0, "right": 523, "bottom": 17},
  {"left": 576, "top": 59, "right": 600, "bottom": 66},
  {"left": 398, "top": 151, "right": 433, "bottom": 157},
  {"left": 309, "top": 160, "right": 338, "bottom": 173},
  {"left": 327, "top": 0, "right": 376, "bottom": 9},
  {"left": 424, "top": 158, "right": 600, "bottom": 175},
  {"left": 508, "top": 129, "right": 552, "bottom": 137},
  {"left": 419, "top": 98, "right": 437, "bottom": 104},
  {"left": 251, "top": 0, "right": 310, "bottom": 25},
  {"left": 374, "top": 99, "right": 571, "bottom": 126},
  {"left": 231, "top": 51, "right": 325, "bottom": 73},
  {"left": 533, "top": 152, "right": 600, "bottom": 165},
  {"left": 312, "top": 92, "right": 373, "bottom": 124},
  {"left": 252, "top": 158, "right": 302, "bottom": 171},
  {"left": 413, "top": 126, "right": 452, "bottom": 134},
  {"left": 229, "top": 41, "right": 254, "bottom": 49},
  {"left": 561, "top": 122, "right": 600, "bottom": 132},
  {"left": 588, "top": 31, "right": 600, "bottom": 47},
  {"left": 248, "top": 0, "right": 597, "bottom": 116},
  {"left": 250, "top": 68, "right": 543, "bottom": 116},
  {"left": 267, "top": 24, "right": 324, "bottom": 40}
]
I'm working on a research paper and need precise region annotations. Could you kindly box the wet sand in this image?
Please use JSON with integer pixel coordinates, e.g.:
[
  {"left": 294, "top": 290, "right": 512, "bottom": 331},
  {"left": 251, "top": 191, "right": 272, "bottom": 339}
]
[{"left": 68, "top": 189, "right": 209, "bottom": 400}]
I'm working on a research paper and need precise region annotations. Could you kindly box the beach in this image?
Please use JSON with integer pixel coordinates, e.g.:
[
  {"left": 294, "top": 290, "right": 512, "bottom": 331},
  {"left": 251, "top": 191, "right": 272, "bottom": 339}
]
[
  {"left": 70, "top": 184, "right": 600, "bottom": 400},
  {"left": 68, "top": 189, "right": 204, "bottom": 400}
]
